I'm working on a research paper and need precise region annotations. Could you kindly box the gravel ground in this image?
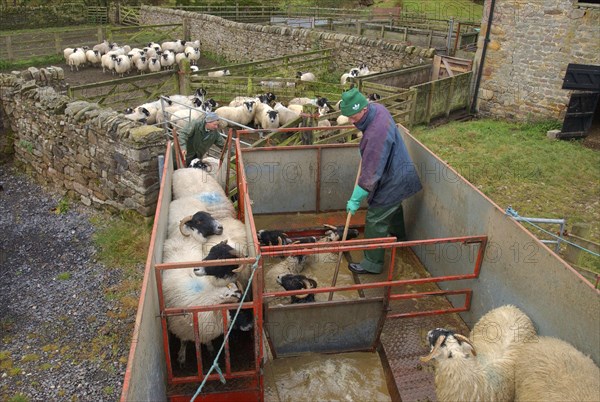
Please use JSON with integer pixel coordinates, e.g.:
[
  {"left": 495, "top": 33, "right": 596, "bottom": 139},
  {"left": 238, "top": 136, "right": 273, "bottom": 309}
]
[{"left": 0, "top": 161, "right": 138, "bottom": 401}]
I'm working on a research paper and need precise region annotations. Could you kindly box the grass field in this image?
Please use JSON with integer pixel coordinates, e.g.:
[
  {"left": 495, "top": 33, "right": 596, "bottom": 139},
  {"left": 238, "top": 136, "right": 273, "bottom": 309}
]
[{"left": 413, "top": 119, "right": 600, "bottom": 274}]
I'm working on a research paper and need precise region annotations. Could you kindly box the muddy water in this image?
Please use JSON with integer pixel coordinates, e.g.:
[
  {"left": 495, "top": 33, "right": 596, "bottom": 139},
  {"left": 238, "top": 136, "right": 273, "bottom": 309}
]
[{"left": 264, "top": 352, "right": 391, "bottom": 402}]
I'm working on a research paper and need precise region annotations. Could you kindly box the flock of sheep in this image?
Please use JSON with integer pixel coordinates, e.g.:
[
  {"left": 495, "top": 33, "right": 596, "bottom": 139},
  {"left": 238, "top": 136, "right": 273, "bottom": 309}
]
[
  {"left": 159, "top": 160, "right": 358, "bottom": 366},
  {"left": 421, "top": 305, "right": 599, "bottom": 401},
  {"left": 62, "top": 38, "right": 201, "bottom": 77}
]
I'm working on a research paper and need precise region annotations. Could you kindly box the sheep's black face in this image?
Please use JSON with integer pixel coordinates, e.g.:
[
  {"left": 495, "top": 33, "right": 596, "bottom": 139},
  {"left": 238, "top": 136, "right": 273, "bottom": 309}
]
[
  {"left": 277, "top": 274, "right": 317, "bottom": 304},
  {"left": 196, "top": 241, "right": 240, "bottom": 279},
  {"left": 426, "top": 328, "right": 453, "bottom": 349},
  {"left": 257, "top": 230, "right": 291, "bottom": 246},
  {"left": 316, "top": 97, "right": 329, "bottom": 108},
  {"left": 230, "top": 309, "right": 253, "bottom": 332},
  {"left": 265, "top": 92, "right": 276, "bottom": 103},
  {"left": 266, "top": 110, "right": 278, "bottom": 123},
  {"left": 186, "top": 211, "right": 223, "bottom": 237}
]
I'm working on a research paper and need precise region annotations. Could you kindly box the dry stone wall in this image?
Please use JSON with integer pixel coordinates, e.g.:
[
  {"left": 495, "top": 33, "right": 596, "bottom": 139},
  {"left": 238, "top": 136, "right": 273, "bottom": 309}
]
[
  {"left": 476, "top": 0, "right": 600, "bottom": 121},
  {"left": 0, "top": 67, "right": 164, "bottom": 216},
  {"left": 140, "top": 6, "right": 435, "bottom": 72}
]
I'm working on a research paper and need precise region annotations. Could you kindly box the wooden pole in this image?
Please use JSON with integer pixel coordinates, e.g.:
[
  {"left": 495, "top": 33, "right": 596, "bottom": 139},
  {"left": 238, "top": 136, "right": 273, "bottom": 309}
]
[{"left": 328, "top": 159, "right": 362, "bottom": 301}]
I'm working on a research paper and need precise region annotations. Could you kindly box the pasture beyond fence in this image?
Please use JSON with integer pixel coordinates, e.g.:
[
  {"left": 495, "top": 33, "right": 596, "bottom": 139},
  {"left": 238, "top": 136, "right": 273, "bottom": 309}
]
[{"left": 0, "top": 24, "right": 183, "bottom": 63}]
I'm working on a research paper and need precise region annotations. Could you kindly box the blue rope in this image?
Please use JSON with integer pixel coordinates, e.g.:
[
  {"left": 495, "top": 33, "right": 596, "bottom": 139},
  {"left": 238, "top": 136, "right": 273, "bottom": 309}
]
[
  {"left": 505, "top": 207, "right": 600, "bottom": 257},
  {"left": 190, "top": 254, "right": 261, "bottom": 402}
]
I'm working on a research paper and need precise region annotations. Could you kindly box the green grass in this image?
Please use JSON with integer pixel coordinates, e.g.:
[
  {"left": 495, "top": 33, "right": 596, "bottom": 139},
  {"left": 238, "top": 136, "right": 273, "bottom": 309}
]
[
  {"left": 92, "top": 211, "right": 152, "bottom": 270},
  {"left": 413, "top": 119, "right": 600, "bottom": 273},
  {"left": 0, "top": 55, "right": 63, "bottom": 73}
]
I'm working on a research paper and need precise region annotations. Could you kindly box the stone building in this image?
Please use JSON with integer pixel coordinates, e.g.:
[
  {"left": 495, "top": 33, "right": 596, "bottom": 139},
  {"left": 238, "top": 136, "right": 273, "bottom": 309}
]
[{"left": 474, "top": 0, "right": 600, "bottom": 122}]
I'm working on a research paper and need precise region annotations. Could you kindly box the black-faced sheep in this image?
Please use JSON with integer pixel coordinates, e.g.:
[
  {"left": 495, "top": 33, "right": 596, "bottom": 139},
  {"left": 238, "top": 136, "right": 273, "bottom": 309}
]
[
  {"left": 264, "top": 255, "right": 307, "bottom": 305},
  {"left": 296, "top": 71, "right": 316, "bottom": 81},
  {"left": 277, "top": 273, "right": 317, "bottom": 304},
  {"left": 68, "top": 49, "right": 87, "bottom": 72},
  {"left": 161, "top": 39, "right": 186, "bottom": 54},
  {"left": 148, "top": 57, "right": 161, "bottom": 73},
  {"left": 340, "top": 68, "right": 360, "bottom": 85},
  {"left": 257, "top": 229, "right": 292, "bottom": 246},
  {"left": 161, "top": 50, "right": 176, "bottom": 70},
  {"left": 215, "top": 101, "right": 255, "bottom": 128},
  {"left": 193, "top": 240, "right": 245, "bottom": 282},
  {"left": 114, "top": 55, "right": 131, "bottom": 77}
]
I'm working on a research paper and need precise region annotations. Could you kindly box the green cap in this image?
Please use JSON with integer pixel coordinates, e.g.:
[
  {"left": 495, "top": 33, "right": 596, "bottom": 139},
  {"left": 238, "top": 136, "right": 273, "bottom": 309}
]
[{"left": 340, "top": 87, "right": 368, "bottom": 117}]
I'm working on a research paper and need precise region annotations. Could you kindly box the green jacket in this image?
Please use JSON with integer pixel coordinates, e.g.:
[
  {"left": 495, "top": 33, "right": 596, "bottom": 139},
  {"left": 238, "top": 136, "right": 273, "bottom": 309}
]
[{"left": 178, "top": 117, "right": 226, "bottom": 160}]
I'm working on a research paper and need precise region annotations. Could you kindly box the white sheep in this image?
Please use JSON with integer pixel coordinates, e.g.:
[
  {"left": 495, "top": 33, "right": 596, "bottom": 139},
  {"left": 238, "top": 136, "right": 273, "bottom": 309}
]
[
  {"left": 253, "top": 102, "right": 279, "bottom": 130},
  {"left": 513, "top": 336, "right": 600, "bottom": 401},
  {"left": 85, "top": 49, "right": 102, "bottom": 67},
  {"left": 128, "top": 49, "right": 145, "bottom": 66},
  {"left": 340, "top": 68, "right": 360, "bottom": 85},
  {"left": 184, "top": 46, "right": 200, "bottom": 65},
  {"left": 228, "top": 96, "right": 259, "bottom": 107},
  {"left": 114, "top": 55, "right": 131, "bottom": 77},
  {"left": 215, "top": 101, "right": 255, "bottom": 128},
  {"left": 208, "top": 69, "right": 231, "bottom": 77},
  {"left": 161, "top": 39, "right": 186, "bottom": 54},
  {"left": 148, "top": 57, "right": 162, "bottom": 73},
  {"left": 63, "top": 47, "right": 81, "bottom": 63},
  {"left": 160, "top": 50, "right": 176, "bottom": 70},
  {"left": 162, "top": 272, "right": 241, "bottom": 365},
  {"left": 421, "top": 305, "right": 537, "bottom": 402},
  {"left": 273, "top": 102, "right": 301, "bottom": 126},
  {"left": 123, "top": 99, "right": 162, "bottom": 124},
  {"left": 296, "top": 71, "right": 316, "bottom": 81},
  {"left": 147, "top": 41, "right": 162, "bottom": 53},
  {"left": 175, "top": 52, "right": 189, "bottom": 67},
  {"left": 68, "top": 49, "right": 87, "bottom": 72},
  {"left": 171, "top": 167, "right": 230, "bottom": 201},
  {"left": 92, "top": 40, "right": 110, "bottom": 55},
  {"left": 134, "top": 56, "right": 148, "bottom": 74},
  {"left": 101, "top": 52, "right": 117, "bottom": 74}
]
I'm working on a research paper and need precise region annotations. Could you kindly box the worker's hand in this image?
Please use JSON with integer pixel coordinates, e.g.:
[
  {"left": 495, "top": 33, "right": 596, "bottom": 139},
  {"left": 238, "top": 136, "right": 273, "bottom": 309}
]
[
  {"left": 346, "top": 185, "right": 368, "bottom": 215},
  {"left": 181, "top": 150, "right": 187, "bottom": 161}
]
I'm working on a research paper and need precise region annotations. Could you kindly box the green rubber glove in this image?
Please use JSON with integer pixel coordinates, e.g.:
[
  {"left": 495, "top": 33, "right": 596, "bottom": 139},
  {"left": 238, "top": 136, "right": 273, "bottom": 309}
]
[{"left": 346, "top": 185, "right": 368, "bottom": 215}]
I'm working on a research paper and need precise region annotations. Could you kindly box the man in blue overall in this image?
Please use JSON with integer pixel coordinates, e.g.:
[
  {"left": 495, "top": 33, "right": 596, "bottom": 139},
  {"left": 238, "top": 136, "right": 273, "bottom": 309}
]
[{"left": 340, "top": 87, "right": 422, "bottom": 274}]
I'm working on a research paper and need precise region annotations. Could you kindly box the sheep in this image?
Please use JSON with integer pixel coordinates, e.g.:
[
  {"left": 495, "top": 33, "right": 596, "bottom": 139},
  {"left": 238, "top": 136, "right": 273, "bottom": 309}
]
[
  {"left": 128, "top": 49, "right": 145, "bottom": 66},
  {"left": 92, "top": 40, "right": 110, "bottom": 55},
  {"left": 68, "top": 49, "right": 87, "bottom": 72},
  {"left": 168, "top": 196, "right": 235, "bottom": 240},
  {"left": 175, "top": 51, "right": 189, "bottom": 67},
  {"left": 123, "top": 99, "right": 164, "bottom": 125},
  {"left": 277, "top": 273, "right": 318, "bottom": 304},
  {"left": 184, "top": 46, "right": 200, "bottom": 65},
  {"left": 147, "top": 41, "right": 162, "bottom": 53},
  {"left": 340, "top": 68, "right": 360, "bottom": 85},
  {"left": 368, "top": 93, "right": 381, "bottom": 102},
  {"left": 161, "top": 50, "right": 176, "bottom": 70},
  {"left": 253, "top": 102, "right": 279, "bottom": 130},
  {"left": 273, "top": 102, "right": 301, "bottom": 126},
  {"left": 257, "top": 229, "right": 292, "bottom": 246},
  {"left": 187, "top": 39, "right": 201, "bottom": 49},
  {"left": 162, "top": 274, "right": 242, "bottom": 365},
  {"left": 114, "top": 55, "right": 131, "bottom": 77},
  {"left": 193, "top": 240, "right": 248, "bottom": 284},
  {"left": 264, "top": 255, "right": 306, "bottom": 292},
  {"left": 357, "top": 63, "right": 370, "bottom": 76},
  {"left": 215, "top": 101, "right": 255, "bottom": 128},
  {"left": 148, "top": 57, "right": 162, "bottom": 73},
  {"left": 161, "top": 39, "right": 186, "bottom": 54},
  {"left": 420, "top": 305, "right": 537, "bottom": 402},
  {"left": 63, "top": 47, "right": 85, "bottom": 63},
  {"left": 208, "top": 69, "right": 231, "bottom": 77},
  {"left": 296, "top": 71, "right": 316, "bottom": 81},
  {"left": 201, "top": 217, "right": 249, "bottom": 262},
  {"left": 172, "top": 167, "right": 230, "bottom": 201},
  {"left": 134, "top": 56, "right": 148, "bottom": 74},
  {"left": 101, "top": 52, "right": 118, "bottom": 74},
  {"left": 228, "top": 96, "right": 259, "bottom": 107},
  {"left": 513, "top": 336, "right": 600, "bottom": 401},
  {"left": 85, "top": 49, "right": 102, "bottom": 67}
]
